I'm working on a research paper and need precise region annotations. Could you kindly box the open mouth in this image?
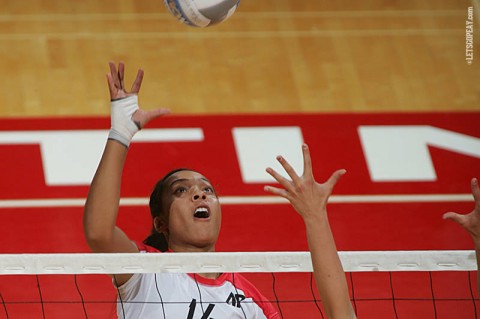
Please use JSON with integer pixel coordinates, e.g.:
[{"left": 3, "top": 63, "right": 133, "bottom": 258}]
[{"left": 194, "top": 207, "right": 210, "bottom": 219}]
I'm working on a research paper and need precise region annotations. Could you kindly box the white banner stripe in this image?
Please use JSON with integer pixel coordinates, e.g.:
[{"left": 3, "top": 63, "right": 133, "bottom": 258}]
[
  {"left": 0, "top": 194, "right": 472, "bottom": 208},
  {"left": 0, "top": 251, "right": 475, "bottom": 275}
]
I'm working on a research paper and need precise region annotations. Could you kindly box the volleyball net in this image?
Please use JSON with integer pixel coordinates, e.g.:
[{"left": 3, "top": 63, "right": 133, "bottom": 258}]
[{"left": 0, "top": 250, "right": 477, "bottom": 318}]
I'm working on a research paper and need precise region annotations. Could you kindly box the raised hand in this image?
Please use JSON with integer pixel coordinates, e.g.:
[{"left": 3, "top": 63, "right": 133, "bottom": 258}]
[
  {"left": 264, "top": 143, "right": 346, "bottom": 220},
  {"left": 107, "top": 61, "right": 142, "bottom": 100},
  {"left": 443, "top": 178, "right": 480, "bottom": 243},
  {"left": 106, "top": 61, "right": 170, "bottom": 147},
  {"left": 264, "top": 144, "right": 355, "bottom": 318}
]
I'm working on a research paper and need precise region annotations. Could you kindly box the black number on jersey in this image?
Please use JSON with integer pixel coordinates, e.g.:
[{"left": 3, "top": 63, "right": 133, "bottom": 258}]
[
  {"left": 187, "top": 298, "right": 215, "bottom": 319},
  {"left": 226, "top": 292, "right": 246, "bottom": 308}
]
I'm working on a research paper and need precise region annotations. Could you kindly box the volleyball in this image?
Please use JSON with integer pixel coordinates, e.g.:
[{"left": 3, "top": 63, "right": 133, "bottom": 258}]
[{"left": 164, "top": 0, "right": 240, "bottom": 28}]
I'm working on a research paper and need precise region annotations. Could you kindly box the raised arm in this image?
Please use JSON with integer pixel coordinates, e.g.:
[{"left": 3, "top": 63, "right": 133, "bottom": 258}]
[
  {"left": 443, "top": 177, "right": 480, "bottom": 293},
  {"left": 264, "top": 144, "right": 356, "bottom": 319},
  {"left": 83, "top": 62, "right": 169, "bottom": 256}
]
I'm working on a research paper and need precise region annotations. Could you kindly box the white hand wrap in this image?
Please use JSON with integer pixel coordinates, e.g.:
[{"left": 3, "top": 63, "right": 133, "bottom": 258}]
[{"left": 108, "top": 95, "right": 141, "bottom": 147}]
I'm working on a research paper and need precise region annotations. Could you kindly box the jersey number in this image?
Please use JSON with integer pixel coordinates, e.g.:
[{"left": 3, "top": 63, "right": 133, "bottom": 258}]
[{"left": 187, "top": 299, "right": 215, "bottom": 319}]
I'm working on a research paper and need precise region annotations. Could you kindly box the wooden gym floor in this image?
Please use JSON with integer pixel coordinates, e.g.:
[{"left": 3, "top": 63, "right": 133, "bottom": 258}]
[{"left": 0, "top": 0, "right": 478, "bottom": 117}]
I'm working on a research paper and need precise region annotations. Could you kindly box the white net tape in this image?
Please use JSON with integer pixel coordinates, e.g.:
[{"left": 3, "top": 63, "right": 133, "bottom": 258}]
[{"left": 0, "top": 250, "right": 475, "bottom": 275}]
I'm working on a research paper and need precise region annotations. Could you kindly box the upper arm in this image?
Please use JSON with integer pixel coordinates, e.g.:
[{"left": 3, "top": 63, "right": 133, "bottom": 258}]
[
  {"left": 89, "top": 226, "right": 140, "bottom": 287},
  {"left": 86, "top": 226, "right": 140, "bottom": 254}
]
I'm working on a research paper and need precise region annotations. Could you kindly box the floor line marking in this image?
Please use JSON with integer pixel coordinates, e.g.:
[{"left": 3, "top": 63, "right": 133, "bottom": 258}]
[
  {"left": 0, "top": 194, "right": 472, "bottom": 208},
  {"left": 0, "top": 29, "right": 463, "bottom": 41},
  {"left": 0, "top": 10, "right": 465, "bottom": 22}
]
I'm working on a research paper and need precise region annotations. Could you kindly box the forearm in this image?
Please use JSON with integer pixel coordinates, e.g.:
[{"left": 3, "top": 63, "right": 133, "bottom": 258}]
[
  {"left": 304, "top": 214, "right": 355, "bottom": 319},
  {"left": 83, "top": 139, "right": 128, "bottom": 251}
]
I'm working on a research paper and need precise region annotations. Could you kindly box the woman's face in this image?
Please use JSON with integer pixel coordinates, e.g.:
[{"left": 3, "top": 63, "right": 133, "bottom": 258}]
[{"left": 160, "top": 170, "right": 222, "bottom": 252}]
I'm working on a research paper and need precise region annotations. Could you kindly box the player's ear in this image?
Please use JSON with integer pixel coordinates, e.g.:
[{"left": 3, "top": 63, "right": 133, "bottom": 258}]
[{"left": 154, "top": 216, "right": 168, "bottom": 233}]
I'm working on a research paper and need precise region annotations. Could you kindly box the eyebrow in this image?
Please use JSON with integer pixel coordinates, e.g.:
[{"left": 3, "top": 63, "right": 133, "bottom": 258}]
[{"left": 169, "top": 177, "right": 211, "bottom": 188}]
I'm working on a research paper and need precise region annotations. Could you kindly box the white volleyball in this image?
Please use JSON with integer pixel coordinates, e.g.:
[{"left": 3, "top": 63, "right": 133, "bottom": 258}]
[{"left": 164, "top": 0, "right": 240, "bottom": 27}]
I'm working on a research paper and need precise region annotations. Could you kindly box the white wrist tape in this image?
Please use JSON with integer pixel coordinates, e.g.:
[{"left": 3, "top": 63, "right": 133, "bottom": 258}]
[{"left": 108, "top": 95, "right": 141, "bottom": 147}]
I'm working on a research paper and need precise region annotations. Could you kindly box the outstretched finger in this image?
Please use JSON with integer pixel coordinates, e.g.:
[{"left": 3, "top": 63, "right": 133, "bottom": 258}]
[
  {"left": 108, "top": 61, "right": 120, "bottom": 89},
  {"left": 443, "top": 212, "right": 466, "bottom": 226},
  {"left": 106, "top": 73, "right": 116, "bottom": 99},
  {"left": 266, "top": 167, "right": 294, "bottom": 191},
  {"left": 276, "top": 155, "right": 301, "bottom": 185},
  {"left": 471, "top": 178, "right": 480, "bottom": 210},
  {"left": 325, "top": 169, "right": 347, "bottom": 190},
  {"left": 118, "top": 62, "right": 125, "bottom": 91},
  {"left": 135, "top": 108, "right": 171, "bottom": 128},
  {"left": 264, "top": 185, "right": 290, "bottom": 200},
  {"left": 130, "top": 68, "right": 144, "bottom": 94},
  {"left": 302, "top": 144, "right": 313, "bottom": 178}
]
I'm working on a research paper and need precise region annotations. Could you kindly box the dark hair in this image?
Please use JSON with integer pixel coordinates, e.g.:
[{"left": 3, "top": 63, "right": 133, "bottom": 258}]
[{"left": 143, "top": 168, "right": 193, "bottom": 251}]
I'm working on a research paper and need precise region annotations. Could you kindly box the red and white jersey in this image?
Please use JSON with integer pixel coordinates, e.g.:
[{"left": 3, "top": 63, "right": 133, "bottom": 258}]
[{"left": 116, "top": 243, "right": 280, "bottom": 319}]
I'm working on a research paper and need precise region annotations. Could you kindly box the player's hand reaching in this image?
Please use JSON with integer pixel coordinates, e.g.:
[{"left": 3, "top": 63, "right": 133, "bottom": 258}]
[
  {"left": 107, "top": 61, "right": 170, "bottom": 147},
  {"left": 264, "top": 143, "right": 346, "bottom": 221},
  {"left": 443, "top": 178, "right": 480, "bottom": 244},
  {"left": 265, "top": 144, "right": 356, "bottom": 319}
]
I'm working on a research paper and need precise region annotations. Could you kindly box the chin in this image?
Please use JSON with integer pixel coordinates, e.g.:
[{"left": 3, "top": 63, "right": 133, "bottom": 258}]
[{"left": 194, "top": 235, "right": 218, "bottom": 249}]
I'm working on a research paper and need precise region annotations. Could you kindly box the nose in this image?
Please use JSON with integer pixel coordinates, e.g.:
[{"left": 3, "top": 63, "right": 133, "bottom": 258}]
[{"left": 192, "top": 189, "right": 207, "bottom": 201}]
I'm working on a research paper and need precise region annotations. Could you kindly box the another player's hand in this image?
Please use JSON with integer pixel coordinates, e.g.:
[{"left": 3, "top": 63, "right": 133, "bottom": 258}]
[
  {"left": 264, "top": 144, "right": 346, "bottom": 221},
  {"left": 443, "top": 178, "right": 480, "bottom": 243},
  {"left": 106, "top": 61, "right": 170, "bottom": 147}
]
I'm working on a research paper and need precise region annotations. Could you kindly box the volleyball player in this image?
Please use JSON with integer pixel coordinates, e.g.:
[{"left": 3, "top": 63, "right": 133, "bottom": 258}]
[
  {"left": 83, "top": 61, "right": 356, "bottom": 319},
  {"left": 443, "top": 177, "right": 480, "bottom": 293}
]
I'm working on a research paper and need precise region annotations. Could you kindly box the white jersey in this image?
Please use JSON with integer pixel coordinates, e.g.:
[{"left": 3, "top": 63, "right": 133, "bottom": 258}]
[{"left": 116, "top": 244, "right": 280, "bottom": 319}]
